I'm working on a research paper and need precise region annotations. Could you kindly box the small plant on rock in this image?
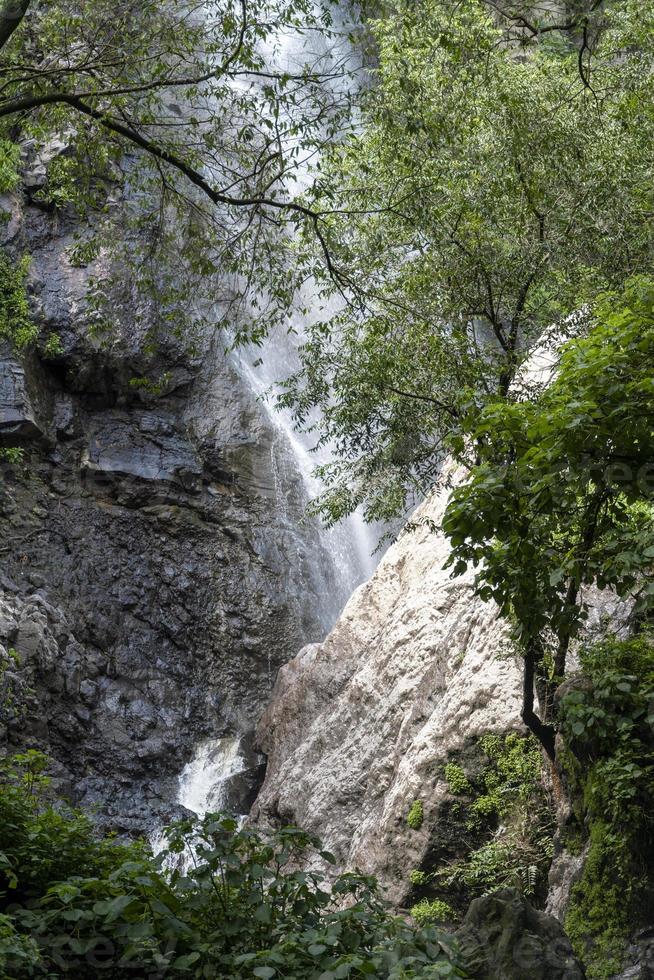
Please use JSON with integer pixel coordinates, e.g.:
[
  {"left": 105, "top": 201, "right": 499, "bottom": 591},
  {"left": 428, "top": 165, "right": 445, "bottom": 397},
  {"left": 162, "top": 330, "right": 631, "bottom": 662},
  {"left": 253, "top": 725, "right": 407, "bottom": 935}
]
[
  {"left": 410, "top": 899, "right": 455, "bottom": 927},
  {"left": 407, "top": 798, "right": 424, "bottom": 830}
]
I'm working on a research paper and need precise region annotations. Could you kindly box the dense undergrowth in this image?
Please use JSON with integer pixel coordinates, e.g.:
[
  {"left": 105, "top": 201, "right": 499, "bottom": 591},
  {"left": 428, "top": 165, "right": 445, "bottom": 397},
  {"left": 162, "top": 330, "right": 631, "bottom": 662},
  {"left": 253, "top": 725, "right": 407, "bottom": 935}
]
[
  {"left": 560, "top": 636, "right": 654, "bottom": 979},
  {"left": 405, "top": 635, "right": 654, "bottom": 978},
  {"left": 406, "top": 733, "right": 554, "bottom": 925},
  {"left": 0, "top": 753, "right": 465, "bottom": 979}
]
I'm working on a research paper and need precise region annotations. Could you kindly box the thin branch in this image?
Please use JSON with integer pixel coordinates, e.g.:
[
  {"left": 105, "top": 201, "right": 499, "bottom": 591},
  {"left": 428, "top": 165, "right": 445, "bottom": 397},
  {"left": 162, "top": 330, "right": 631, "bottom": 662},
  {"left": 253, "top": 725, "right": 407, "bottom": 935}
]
[{"left": 379, "top": 383, "right": 460, "bottom": 419}]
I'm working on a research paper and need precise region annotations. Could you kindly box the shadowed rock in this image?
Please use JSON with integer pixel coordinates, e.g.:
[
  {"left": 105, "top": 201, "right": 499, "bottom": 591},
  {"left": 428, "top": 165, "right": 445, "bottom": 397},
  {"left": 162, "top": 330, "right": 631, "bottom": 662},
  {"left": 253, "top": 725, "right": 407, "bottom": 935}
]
[{"left": 456, "top": 887, "right": 585, "bottom": 980}]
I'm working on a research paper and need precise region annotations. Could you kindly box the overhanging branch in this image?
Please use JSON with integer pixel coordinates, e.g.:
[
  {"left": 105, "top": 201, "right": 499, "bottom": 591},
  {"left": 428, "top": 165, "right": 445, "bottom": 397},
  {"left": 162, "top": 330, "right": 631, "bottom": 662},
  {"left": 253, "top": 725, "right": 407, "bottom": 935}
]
[{"left": 0, "top": 0, "right": 31, "bottom": 52}]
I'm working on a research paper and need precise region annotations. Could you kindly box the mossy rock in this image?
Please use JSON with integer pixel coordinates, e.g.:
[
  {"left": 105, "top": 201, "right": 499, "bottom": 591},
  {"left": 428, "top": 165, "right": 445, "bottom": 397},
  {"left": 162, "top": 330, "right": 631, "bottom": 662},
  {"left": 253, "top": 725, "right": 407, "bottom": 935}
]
[{"left": 456, "top": 887, "right": 585, "bottom": 980}]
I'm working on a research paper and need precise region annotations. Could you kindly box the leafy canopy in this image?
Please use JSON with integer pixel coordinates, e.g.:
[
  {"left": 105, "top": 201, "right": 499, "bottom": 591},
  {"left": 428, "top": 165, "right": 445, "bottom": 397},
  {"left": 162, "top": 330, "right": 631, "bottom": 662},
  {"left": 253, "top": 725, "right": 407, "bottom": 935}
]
[
  {"left": 282, "top": 0, "right": 654, "bottom": 525},
  {"left": 0, "top": 0, "right": 362, "bottom": 340},
  {"left": 443, "top": 277, "right": 654, "bottom": 665}
]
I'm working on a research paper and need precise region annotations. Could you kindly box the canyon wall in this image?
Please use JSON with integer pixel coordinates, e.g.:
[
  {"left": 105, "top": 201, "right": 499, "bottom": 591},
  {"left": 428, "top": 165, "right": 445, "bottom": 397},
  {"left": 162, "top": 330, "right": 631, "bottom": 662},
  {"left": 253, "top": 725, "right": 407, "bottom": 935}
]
[
  {"left": 0, "top": 165, "right": 338, "bottom": 833},
  {"left": 252, "top": 470, "right": 525, "bottom": 905}
]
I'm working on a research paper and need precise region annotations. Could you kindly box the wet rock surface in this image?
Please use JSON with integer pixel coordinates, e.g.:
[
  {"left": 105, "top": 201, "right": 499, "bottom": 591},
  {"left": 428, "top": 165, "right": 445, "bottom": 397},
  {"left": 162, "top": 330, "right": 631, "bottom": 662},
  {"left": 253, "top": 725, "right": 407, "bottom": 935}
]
[{"left": 0, "top": 190, "right": 336, "bottom": 834}]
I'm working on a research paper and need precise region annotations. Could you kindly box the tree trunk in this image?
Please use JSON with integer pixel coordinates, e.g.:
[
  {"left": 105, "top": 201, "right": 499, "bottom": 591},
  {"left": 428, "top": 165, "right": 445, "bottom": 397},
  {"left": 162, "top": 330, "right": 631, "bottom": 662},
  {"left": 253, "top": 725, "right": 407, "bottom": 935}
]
[{"left": 521, "top": 642, "right": 556, "bottom": 760}]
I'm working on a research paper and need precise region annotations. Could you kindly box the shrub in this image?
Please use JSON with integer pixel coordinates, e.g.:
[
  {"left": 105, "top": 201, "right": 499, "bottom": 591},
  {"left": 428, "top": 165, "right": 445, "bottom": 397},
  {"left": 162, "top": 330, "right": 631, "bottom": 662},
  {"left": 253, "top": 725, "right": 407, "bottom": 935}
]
[
  {"left": 407, "top": 736, "right": 553, "bottom": 921},
  {"left": 443, "top": 765, "right": 471, "bottom": 796},
  {"left": 0, "top": 754, "right": 466, "bottom": 978},
  {"left": 410, "top": 900, "right": 455, "bottom": 928}
]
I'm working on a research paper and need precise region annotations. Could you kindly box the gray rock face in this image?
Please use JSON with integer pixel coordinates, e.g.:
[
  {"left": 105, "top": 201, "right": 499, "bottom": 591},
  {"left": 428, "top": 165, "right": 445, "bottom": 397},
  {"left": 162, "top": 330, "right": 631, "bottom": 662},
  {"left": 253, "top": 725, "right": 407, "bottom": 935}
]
[
  {"left": 612, "top": 931, "right": 654, "bottom": 980},
  {"left": 456, "top": 888, "right": 585, "bottom": 980},
  {"left": 252, "top": 471, "right": 525, "bottom": 902},
  {"left": 0, "top": 189, "right": 338, "bottom": 833},
  {"left": 0, "top": 350, "right": 44, "bottom": 439}
]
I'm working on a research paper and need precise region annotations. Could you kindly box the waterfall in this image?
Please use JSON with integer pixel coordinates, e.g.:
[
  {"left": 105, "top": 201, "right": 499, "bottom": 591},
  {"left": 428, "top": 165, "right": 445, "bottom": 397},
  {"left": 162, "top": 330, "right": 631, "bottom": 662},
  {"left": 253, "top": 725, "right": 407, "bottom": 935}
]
[
  {"left": 155, "top": 3, "right": 376, "bottom": 832},
  {"left": 231, "top": 4, "right": 377, "bottom": 626},
  {"left": 176, "top": 737, "right": 247, "bottom": 818},
  {"left": 234, "top": 332, "right": 377, "bottom": 629}
]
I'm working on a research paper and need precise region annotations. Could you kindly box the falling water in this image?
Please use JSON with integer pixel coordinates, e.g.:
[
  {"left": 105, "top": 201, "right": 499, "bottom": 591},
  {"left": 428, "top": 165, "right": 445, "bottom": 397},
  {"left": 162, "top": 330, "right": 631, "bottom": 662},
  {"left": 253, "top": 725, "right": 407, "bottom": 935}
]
[
  {"left": 155, "top": 4, "right": 377, "bottom": 832},
  {"left": 230, "top": 5, "right": 377, "bottom": 626},
  {"left": 177, "top": 737, "right": 247, "bottom": 818},
  {"left": 234, "top": 337, "right": 377, "bottom": 627}
]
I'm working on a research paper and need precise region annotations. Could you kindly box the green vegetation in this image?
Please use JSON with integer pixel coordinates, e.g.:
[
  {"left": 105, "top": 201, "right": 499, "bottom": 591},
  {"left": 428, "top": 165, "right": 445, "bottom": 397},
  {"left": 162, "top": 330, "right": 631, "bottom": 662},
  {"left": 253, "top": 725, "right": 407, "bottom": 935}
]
[
  {"left": 0, "top": 753, "right": 466, "bottom": 978},
  {"left": 0, "top": 251, "right": 63, "bottom": 357},
  {"left": 286, "top": 0, "right": 654, "bottom": 527},
  {"left": 443, "top": 765, "right": 470, "bottom": 797},
  {"left": 0, "top": 447, "right": 24, "bottom": 464},
  {"left": 1, "top": 0, "right": 654, "bottom": 973},
  {"left": 410, "top": 901, "right": 454, "bottom": 929},
  {"left": 407, "top": 800, "right": 424, "bottom": 831},
  {"left": 0, "top": 139, "right": 20, "bottom": 193},
  {"left": 560, "top": 637, "right": 654, "bottom": 979},
  {"left": 444, "top": 278, "right": 654, "bottom": 754},
  {"left": 0, "top": 0, "right": 362, "bottom": 342},
  {"left": 0, "top": 252, "right": 37, "bottom": 349},
  {"left": 408, "top": 736, "right": 553, "bottom": 919}
]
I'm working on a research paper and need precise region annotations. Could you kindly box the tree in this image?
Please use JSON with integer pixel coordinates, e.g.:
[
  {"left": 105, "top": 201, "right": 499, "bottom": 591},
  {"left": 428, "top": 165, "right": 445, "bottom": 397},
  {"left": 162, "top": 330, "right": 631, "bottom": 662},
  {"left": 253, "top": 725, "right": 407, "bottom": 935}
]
[
  {"left": 442, "top": 278, "right": 654, "bottom": 756},
  {"left": 0, "top": 0, "right": 361, "bottom": 338},
  {"left": 281, "top": 0, "right": 654, "bottom": 525}
]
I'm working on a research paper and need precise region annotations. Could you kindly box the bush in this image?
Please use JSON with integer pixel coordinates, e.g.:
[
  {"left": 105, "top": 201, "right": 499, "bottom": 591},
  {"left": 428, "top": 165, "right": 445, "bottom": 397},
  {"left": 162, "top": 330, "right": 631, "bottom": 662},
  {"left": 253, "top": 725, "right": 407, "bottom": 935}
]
[
  {"left": 0, "top": 754, "right": 466, "bottom": 978},
  {"left": 443, "top": 766, "right": 470, "bottom": 797},
  {"left": 560, "top": 636, "right": 654, "bottom": 979},
  {"left": 407, "top": 736, "right": 553, "bottom": 920},
  {"left": 410, "top": 901, "right": 455, "bottom": 928}
]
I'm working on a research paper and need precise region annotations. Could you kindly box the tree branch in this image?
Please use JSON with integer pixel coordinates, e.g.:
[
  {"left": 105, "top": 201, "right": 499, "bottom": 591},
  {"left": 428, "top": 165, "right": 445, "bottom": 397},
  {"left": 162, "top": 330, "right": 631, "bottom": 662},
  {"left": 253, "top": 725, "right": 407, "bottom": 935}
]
[
  {"left": 0, "top": 0, "right": 31, "bottom": 52},
  {"left": 379, "top": 383, "right": 459, "bottom": 419}
]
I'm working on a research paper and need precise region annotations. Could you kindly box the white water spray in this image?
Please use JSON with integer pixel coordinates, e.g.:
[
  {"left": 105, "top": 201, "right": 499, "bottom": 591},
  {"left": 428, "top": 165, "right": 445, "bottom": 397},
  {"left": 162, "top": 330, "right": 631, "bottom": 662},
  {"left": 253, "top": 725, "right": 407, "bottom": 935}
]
[
  {"left": 177, "top": 737, "right": 247, "bottom": 818},
  {"left": 155, "top": 5, "right": 377, "bottom": 835}
]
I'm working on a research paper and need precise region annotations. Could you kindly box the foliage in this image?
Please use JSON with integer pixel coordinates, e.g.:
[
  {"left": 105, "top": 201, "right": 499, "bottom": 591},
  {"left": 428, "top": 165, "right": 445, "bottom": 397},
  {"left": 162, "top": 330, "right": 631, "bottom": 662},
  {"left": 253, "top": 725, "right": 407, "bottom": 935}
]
[
  {"left": 0, "top": 753, "right": 467, "bottom": 978},
  {"left": 0, "top": 252, "right": 38, "bottom": 349},
  {"left": 0, "top": 251, "right": 65, "bottom": 356},
  {"left": 281, "top": 0, "right": 654, "bottom": 526},
  {"left": 407, "top": 800, "right": 424, "bottom": 830},
  {"left": 0, "top": 0, "right": 362, "bottom": 343},
  {"left": 0, "top": 139, "right": 20, "bottom": 193},
  {"left": 445, "top": 278, "right": 654, "bottom": 644},
  {"left": 560, "top": 637, "right": 654, "bottom": 978},
  {"left": 0, "top": 447, "right": 24, "bottom": 464},
  {"left": 410, "top": 901, "right": 454, "bottom": 928},
  {"left": 408, "top": 736, "right": 553, "bottom": 918},
  {"left": 443, "top": 277, "right": 654, "bottom": 749},
  {"left": 440, "top": 841, "right": 541, "bottom": 901},
  {"left": 443, "top": 766, "right": 470, "bottom": 797}
]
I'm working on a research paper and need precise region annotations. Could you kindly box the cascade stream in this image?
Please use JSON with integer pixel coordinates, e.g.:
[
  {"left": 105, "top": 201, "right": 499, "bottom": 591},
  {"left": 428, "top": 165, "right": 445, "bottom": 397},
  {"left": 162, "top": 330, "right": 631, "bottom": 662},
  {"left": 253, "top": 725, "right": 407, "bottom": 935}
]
[{"left": 167, "top": 4, "right": 376, "bottom": 828}]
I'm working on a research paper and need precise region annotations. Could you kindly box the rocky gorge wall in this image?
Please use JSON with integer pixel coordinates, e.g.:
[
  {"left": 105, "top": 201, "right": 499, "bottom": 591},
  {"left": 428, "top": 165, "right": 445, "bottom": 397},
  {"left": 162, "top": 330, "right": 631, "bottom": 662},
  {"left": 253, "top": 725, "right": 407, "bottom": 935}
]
[
  {"left": 0, "top": 161, "right": 340, "bottom": 834},
  {"left": 251, "top": 459, "right": 639, "bottom": 963},
  {"left": 252, "top": 469, "right": 525, "bottom": 905}
]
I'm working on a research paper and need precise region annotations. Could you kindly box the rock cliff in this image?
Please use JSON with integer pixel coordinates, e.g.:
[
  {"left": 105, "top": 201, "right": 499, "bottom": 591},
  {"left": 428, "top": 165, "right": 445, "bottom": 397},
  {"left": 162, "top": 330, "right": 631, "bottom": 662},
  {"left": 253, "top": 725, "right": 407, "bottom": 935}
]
[
  {"left": 0, "top": 170, "right": 339, "bottom": 833},
  {"left": 252, "top": 470, "right": 525, "bottom": 904}
]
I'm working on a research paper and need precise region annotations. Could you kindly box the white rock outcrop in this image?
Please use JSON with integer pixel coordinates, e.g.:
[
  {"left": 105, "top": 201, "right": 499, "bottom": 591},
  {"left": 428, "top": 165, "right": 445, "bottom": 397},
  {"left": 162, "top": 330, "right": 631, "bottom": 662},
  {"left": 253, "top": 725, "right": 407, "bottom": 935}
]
[{"left": 252, "top": 471, "right": 525, "bottom": 903}]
